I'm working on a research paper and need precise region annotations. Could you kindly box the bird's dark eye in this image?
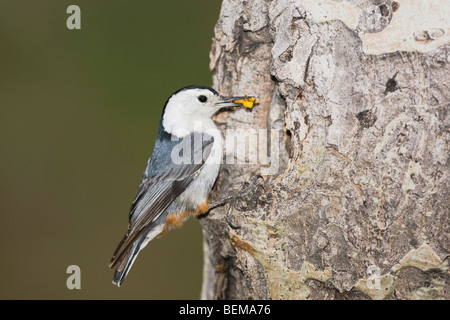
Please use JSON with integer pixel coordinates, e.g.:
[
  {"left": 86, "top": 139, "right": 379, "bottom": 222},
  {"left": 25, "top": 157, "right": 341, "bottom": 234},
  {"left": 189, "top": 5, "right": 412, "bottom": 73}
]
[{"left": 197, "top": 95, "right": 207, "bottom": 103}]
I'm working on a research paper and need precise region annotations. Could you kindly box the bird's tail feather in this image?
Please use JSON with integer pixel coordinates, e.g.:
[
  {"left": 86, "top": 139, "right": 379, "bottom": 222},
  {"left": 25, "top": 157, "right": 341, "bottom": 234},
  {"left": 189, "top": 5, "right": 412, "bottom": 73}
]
[
  {"left": 111, "top": 223, "right": 166, "bottom": 286},
  {"left": 112, "top": 238, "right": 143, "bottom": 287}
]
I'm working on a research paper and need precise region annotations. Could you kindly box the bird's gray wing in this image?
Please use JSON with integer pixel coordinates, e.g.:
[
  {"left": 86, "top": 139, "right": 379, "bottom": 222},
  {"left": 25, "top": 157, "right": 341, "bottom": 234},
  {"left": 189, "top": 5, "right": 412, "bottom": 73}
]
[{"left": 109, "top": 133, "right": 214, "bottom": 269}]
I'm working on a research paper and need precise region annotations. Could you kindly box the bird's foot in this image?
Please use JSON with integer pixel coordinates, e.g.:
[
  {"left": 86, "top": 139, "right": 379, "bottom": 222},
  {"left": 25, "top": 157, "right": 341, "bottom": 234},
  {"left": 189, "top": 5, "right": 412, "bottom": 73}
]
[
  {"left": 226, "top": 174, "right": 265, "bottom": 229},
  {"left": 208, "top": 175, "right": 265, "bottom": 229}
]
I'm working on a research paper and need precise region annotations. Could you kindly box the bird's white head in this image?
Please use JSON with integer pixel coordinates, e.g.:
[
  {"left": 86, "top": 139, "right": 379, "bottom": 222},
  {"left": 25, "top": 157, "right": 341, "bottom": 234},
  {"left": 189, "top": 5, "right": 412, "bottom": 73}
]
[{"left": 162, "top": 86, "right": 257, "bottom": 137}]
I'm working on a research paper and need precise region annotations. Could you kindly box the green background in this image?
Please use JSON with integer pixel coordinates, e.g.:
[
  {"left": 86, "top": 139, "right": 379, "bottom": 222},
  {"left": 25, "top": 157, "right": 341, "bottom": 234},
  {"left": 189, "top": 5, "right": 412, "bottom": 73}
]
[{"left": 0, "top": 0, "right": 222, "bottom": 299}]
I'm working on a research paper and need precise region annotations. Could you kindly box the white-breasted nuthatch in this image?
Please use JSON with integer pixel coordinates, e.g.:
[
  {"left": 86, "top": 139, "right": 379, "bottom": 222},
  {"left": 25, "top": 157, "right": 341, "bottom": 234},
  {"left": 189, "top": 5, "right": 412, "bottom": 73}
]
[{"left": 109, "top": 85, "right": 257, "bottom": 286}]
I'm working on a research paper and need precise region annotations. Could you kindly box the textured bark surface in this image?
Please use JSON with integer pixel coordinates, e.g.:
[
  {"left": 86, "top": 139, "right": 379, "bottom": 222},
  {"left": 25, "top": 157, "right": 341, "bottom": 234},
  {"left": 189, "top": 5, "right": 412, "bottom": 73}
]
[{"left": 200, "top": 0, "right": 449, "bottom": 300}]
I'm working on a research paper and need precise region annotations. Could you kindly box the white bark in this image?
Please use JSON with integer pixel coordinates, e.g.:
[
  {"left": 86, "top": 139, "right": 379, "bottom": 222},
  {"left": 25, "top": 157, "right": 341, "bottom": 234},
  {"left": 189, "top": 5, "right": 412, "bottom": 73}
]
[{"left": 200, "top": 0, "right": 449, "bottom": 300}]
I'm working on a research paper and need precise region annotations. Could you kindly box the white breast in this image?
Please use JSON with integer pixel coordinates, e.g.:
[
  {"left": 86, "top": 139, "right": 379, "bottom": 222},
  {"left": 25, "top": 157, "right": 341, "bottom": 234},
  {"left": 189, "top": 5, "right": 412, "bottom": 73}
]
[{"left": 176, "top": 129, "right": 222, "bottom": 210}]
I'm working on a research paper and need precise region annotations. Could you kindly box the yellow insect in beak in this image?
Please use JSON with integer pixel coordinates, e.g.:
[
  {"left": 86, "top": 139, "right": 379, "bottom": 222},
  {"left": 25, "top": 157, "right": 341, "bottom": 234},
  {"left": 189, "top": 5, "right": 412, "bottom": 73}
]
[{"left": 232, "top": 97, "right": 258, "bottom": 109}]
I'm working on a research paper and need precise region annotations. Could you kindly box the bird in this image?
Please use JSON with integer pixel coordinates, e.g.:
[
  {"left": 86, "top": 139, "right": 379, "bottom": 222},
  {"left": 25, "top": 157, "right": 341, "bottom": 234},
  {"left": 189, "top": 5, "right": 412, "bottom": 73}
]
[{"left": 109, "top": 85, "right": 257, "bottom": 286}]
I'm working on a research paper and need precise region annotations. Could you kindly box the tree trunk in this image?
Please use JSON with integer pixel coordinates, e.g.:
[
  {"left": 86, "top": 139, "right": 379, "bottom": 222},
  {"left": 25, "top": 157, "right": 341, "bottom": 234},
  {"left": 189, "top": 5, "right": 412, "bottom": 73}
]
[{"left": 200, "top": 0, "right": 449, "bottom": 300}]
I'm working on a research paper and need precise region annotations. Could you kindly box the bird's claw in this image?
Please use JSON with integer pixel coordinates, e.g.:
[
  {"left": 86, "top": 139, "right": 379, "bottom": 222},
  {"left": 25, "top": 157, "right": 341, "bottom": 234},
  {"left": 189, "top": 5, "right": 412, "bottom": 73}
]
[{"left": 226, "top": 174, "right": 265, "bottom": 229}]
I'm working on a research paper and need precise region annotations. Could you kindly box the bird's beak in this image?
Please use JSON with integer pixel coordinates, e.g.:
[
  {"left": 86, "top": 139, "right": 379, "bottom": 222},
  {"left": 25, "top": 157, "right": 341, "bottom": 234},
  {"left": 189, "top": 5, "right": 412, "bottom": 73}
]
[{"left": 216, "top": 96, "right": 258, "bottom": 109}]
